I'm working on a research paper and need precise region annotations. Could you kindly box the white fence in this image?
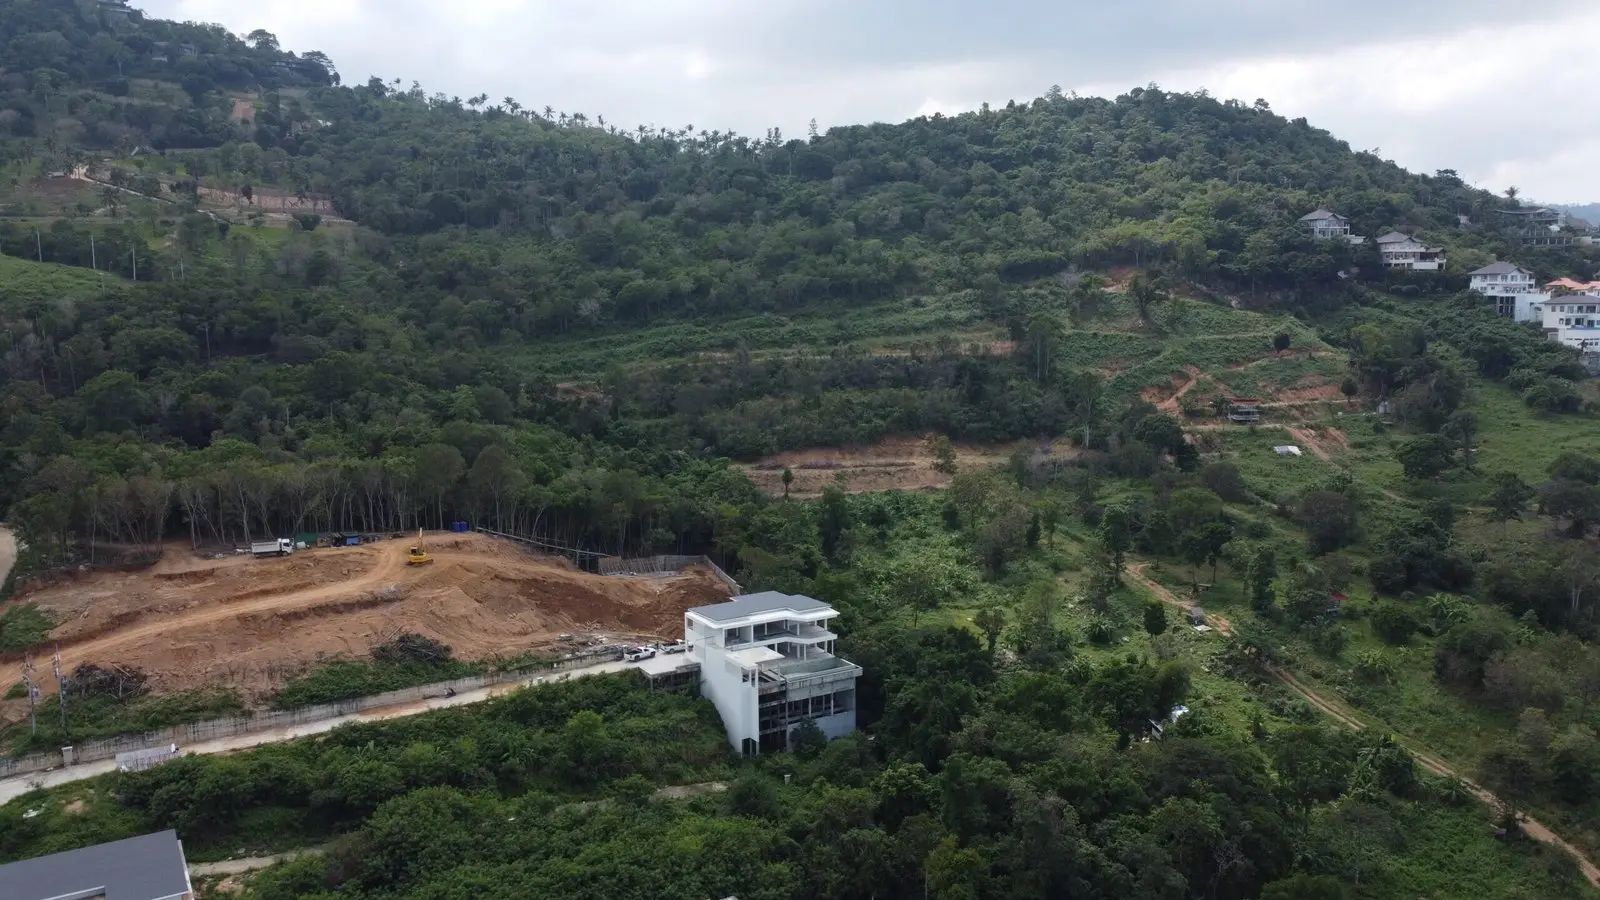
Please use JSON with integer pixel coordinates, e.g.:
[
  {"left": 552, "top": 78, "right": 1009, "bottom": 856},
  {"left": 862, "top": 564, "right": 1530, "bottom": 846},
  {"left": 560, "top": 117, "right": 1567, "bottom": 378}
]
[{"left": 0, "top": 647, "right": 623, "bottom": 780}]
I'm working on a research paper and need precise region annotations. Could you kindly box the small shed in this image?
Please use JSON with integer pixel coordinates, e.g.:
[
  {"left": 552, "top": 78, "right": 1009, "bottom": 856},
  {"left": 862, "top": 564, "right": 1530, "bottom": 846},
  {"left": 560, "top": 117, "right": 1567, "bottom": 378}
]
[
  {"left": 1227, "top": 398, "right": 1261, "bottom": 423},
  {"left": 1186, "top": 606, "right": 1207, "bottom": 627},
  {"left": 1273, "top": 445, "right": 1303, "bottom": 457}
]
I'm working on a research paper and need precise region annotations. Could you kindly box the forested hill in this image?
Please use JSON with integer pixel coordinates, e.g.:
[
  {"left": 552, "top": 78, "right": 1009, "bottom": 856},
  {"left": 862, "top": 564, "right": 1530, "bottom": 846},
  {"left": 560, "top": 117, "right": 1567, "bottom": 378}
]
[
  {"left": 0, "top": 0, "right": 1593, "bottom": 563},
  {"left": 1, "top": 0, "right": 332, "bottom": 153},
  {"left": 3, "top": 0, "right": 1594, "bottom": 322}
]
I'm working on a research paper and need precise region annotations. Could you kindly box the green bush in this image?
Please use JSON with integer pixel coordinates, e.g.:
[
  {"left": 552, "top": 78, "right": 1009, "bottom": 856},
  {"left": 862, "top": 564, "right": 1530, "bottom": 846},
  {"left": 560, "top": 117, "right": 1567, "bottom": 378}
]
[
  {"left": 0, "top": 603, "right": 53, "bottom": 652},
  {"left": 1370, "top": 601, "right": 1421, "bottom": 645},
  {"left": 271, "top": 657, "right": 475, "bottom": 709}
]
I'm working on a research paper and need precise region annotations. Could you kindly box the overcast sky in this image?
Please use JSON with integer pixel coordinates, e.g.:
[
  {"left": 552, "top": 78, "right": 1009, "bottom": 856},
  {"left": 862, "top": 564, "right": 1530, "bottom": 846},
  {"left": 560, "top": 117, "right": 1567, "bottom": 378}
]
[{"left": 142, "top": 0, "right": 1600, "bottom": 202}]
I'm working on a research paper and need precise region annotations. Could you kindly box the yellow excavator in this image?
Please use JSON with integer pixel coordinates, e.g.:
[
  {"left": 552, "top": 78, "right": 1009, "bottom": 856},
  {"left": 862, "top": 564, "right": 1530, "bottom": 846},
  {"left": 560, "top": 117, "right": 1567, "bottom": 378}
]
[{"left": 407, "top": 528, "right": 433, "bottom": 566}]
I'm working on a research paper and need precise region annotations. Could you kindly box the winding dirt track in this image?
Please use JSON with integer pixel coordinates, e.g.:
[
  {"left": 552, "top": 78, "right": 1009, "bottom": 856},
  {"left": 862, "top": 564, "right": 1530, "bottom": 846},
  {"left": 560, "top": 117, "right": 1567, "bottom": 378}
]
[
  {"left": 41, "top": 542, "right": 411, "bottom": 685},
  {"left": 1124, "top": 563, "right": 1600, "bottom": 888},
  {"left": 1155, "top": 366, "right": 1206, "bottom": 415}
]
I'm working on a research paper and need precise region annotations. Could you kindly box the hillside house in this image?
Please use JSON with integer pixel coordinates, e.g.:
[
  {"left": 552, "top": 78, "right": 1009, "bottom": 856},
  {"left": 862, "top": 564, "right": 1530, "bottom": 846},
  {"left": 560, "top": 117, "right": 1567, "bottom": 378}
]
[
  {"left": 1300, "top": 209, "right": 1366, "bottom": 244},
  {"left": 1470, "top": 262, "right": 1548, "bottom": 322},
  {"left": 684, "top": 591, "right": 861, "bottom": 755},
  {"left": 1375, "top": 231, "right": 1445, "bottom": 271},
  {"left": 0, "top": 830, "right": 192, "bottom": 900},
  {"left": 1498, "top": 207, "right": 1574, "bottom": 246},
  {"left": 1543, "top": 297, "right": 1600, "bottom": 352},
  {"left": 1227, "top": 398, "right": 1261, "bottom": 423},
  {"left": 1547, "top": 278, "right": 1600, "bottom": 296}
]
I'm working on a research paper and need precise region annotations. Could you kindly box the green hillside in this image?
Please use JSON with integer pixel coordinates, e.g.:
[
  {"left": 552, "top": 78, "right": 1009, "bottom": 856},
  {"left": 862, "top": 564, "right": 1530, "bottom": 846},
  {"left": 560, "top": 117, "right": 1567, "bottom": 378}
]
[{"left": 2, "top": 2, "right": 1600, "bottom": 898}]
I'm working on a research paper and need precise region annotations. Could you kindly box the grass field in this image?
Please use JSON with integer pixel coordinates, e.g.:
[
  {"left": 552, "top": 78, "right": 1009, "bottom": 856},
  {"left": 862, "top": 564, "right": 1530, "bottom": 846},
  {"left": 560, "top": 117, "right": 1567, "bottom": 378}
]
[{"left": 0, "top": 253, "right": 123, "bottom": 303}]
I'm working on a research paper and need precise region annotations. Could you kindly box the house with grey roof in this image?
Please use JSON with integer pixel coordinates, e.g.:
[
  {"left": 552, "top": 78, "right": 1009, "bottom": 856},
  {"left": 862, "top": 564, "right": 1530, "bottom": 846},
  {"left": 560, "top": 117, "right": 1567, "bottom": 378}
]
[
  {"left": 1470, "top": 262, "right": 1548, "bottom": 322},
  {"left": 1300, "top": 209, "right": 1366, "bottom": 244},
  {"left": 1374, "top": 231, "right": 1445, "bottom": 271},
  {"left": 683, "top": 592, "right": 860, "bottom": 755},
  {"left": 0, "top": 830, "right": 192, "bottom": 900}
]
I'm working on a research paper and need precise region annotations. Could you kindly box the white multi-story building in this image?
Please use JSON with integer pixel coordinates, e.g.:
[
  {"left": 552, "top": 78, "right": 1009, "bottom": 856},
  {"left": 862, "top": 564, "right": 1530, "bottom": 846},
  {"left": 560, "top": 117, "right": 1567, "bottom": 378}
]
[
  {"left": 1374, "top": 231, "right": 1445, "bottom": 271},
  {"left": 1300, "top": 209, "right": 1366, "bottom": 244},
  {"left": 684, "top": 591, "right": 860, "bottom": 756},
  {"left": 1543, "top": 296, "right": 1600, "bottom": 352},
  {"left": 1470, "top": 262, "right": 1548, "bottom": 322}
]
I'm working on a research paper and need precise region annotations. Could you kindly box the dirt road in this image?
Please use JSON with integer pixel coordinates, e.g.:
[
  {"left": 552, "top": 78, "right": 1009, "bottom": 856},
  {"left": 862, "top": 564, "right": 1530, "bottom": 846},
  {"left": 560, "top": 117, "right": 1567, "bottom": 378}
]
[
  {"left": 1153, "top": 366, "right": 1206, "bottom": 415},
  {"left": 39, "top": 541, "right": 410, "bottom": 687},
  {"left": 1126, "top": 564, "right": 1233, "bottom": 634},
  {"left": 1125, "top": 563, "right": 1600, "bottom": 887}
]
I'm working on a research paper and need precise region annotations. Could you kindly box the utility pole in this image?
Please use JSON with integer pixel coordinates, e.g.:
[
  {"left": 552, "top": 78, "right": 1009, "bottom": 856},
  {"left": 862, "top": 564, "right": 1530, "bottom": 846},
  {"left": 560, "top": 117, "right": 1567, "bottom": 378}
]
[
  {"left": 131, "top": 244, "right": 137, "bottom": 281},
  {"left": 53, "top": 644, "right": 67, "bottom": 735},
  {"left": 34, "top": 228, "right": 42, "bottom": 262},
  {"left": 21, "top": 655, "right": 38, "bottom": 735},
  {"left": 91, "top": 232, "right": 104, "bottom": 294}
]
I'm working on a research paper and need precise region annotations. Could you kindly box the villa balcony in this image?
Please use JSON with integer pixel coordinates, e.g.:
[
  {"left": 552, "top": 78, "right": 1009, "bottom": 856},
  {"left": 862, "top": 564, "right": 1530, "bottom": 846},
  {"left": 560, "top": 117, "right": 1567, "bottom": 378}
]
[
  {"left": 724, "top": 622, "right": 838, "bottom": 649},
  {"left": 758, "top": 652, "right": 862, "bottom": 688}
]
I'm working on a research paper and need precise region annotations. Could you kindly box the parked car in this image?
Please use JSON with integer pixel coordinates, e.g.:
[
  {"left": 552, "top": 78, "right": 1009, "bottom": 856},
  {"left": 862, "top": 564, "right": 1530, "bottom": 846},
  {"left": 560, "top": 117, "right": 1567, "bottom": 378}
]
[
  {"left": 656, "top": 641, "right": 687, "bottom": 655},
  {"left": 623, "top": 646, "right": 656, "bottom": 662}
]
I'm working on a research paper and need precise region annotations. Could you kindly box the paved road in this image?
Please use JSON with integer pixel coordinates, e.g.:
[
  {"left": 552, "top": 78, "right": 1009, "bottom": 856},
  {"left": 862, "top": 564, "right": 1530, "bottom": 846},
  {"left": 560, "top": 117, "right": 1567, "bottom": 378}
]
[{"left": 0, "top": 659, "right": 638, "bottom": 805}]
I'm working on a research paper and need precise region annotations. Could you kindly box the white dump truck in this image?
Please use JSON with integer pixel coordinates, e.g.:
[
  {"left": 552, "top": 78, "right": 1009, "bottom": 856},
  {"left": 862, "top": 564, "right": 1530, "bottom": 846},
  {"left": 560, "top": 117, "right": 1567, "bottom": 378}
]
[{"left": 251, "top": 538, "right": 295, "bottom": 557}]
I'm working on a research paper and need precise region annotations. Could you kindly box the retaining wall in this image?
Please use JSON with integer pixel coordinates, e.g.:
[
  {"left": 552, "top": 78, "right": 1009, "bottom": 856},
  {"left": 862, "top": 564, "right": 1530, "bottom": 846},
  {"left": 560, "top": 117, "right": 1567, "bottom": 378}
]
[{"left": 0, "top": 647, "right": 622, "bottom": 779}]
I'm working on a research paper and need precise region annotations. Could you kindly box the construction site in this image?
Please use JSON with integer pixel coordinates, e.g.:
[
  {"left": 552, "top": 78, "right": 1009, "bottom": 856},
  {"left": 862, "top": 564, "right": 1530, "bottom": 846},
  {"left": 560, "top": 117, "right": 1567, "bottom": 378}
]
[{"left": 1, "top": 532, "right": 733, "bottom": 701}]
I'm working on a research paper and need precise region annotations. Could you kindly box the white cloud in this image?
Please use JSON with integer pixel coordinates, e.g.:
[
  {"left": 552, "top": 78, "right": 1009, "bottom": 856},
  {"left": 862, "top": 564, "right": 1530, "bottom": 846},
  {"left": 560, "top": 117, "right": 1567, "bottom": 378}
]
[
  {"left": 1069, "top": 7, "right": 1600, "bottom": 200},
  {"left": 138, "top": 0, "right": 1599, "bottom": 201}
]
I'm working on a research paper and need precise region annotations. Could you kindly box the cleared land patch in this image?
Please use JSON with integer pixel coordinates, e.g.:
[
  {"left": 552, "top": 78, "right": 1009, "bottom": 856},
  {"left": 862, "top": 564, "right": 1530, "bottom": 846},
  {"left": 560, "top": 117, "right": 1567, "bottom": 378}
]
[
  {"left": 3, "top": 533, "right": 730, "bottom": 701},
  {"left": 744, "top": 435, "right": 1079, "bottom": 498}
]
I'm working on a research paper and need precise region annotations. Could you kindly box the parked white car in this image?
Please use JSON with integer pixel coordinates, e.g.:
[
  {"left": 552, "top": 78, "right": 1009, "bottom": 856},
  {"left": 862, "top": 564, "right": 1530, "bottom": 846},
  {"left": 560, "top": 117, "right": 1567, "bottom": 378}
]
[
  {"left": 656, "top": 641, "right": 687, "bottom": 655},
  {"left": 623, "top": 646, "right": 656, "bottom": 662}
]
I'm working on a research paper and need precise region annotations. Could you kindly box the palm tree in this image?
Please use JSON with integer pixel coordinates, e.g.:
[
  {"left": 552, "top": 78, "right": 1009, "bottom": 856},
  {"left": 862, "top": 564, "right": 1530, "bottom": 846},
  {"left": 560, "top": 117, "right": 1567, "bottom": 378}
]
[{"left": 1505, "top": 185, "right": 1520, "bottom": 206}]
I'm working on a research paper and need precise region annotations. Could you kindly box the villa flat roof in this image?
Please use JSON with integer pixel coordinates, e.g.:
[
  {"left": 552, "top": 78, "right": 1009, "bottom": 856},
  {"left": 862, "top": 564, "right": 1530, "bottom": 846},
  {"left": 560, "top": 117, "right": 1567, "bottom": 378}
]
[
  {"left": 0, "top": 831, "right": 190, "bottom": 900},
  {"left": 688, "top": 591, "right": 832, "bottom": 624}
]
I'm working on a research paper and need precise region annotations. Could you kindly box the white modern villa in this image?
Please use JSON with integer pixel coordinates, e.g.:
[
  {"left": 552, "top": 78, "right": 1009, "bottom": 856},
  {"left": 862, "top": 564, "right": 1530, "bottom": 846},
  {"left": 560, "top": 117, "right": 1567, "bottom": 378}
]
[
  {"left": 1470, "top": 261, "right": 1548, "bottom": 322},
  {"left": 1543, "top": 296, "right": 1600, "bottom": 352},
  {"left": 1375, "top": 231, "right": 1445, "bottom": 271},
  {"left": 682, "top": 591, "right": 860, "bottom": 755}
]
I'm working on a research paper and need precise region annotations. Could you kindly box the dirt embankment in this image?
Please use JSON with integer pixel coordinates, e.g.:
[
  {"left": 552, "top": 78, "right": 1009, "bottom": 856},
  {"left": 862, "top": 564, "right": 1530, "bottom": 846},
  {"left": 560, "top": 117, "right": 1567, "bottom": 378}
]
[
  {"left": 743, "top": 436, "right": 1079, "bottom": 498},
  {"left": 0, "top": 526, "right": 16, "bottom": 589},
  {"left": 5, "top": 533, "right": 730, "bottom": 700}
]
